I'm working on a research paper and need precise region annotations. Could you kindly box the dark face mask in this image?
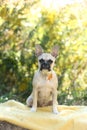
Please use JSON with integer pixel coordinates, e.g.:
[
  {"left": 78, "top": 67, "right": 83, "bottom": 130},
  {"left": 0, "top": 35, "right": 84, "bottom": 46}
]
[{"left": 39, "top": 59, "right": 53, "bottom": 71}]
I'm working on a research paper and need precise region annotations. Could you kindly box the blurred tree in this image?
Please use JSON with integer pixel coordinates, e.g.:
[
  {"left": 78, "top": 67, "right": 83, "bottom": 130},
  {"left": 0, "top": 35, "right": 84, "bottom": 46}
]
[{"left": 0, "top": 0, "right": 87, "bottom": 105}]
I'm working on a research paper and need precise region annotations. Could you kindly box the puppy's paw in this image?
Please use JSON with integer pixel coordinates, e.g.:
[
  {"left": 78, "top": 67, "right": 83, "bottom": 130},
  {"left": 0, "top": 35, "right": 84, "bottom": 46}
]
[
  {"left": 53, "top": 110, "right": 59, "bottom": 114},
  {"left": 30, "top": 107, "right": 37, "bottom": 112},
  {"left": 53, "top": 109, "right": 59, "bottom": 114}
]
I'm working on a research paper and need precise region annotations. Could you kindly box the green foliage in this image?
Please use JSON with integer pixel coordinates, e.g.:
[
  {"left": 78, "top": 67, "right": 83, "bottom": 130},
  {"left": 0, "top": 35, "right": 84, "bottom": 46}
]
[{"left": 0, "top": 1, "right": 87, "bottom": 105}]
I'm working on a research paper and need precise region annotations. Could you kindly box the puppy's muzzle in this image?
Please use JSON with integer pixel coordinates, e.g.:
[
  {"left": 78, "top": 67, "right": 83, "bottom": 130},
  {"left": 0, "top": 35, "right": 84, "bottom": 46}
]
[{"left": 40, "top": 62, "right": 51, "bottom": 71}]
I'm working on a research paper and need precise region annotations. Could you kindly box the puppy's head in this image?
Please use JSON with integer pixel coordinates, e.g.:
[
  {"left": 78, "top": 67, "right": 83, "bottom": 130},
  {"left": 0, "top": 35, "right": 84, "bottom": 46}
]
[{"left": 35, "top": 44, "right": 58, "bottom": 73}]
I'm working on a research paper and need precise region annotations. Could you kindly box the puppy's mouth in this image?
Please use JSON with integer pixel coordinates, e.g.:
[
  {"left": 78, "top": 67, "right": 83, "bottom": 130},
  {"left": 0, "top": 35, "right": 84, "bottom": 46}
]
[{"left": 40, "top": 66, "right": 51, "bottom": 71}]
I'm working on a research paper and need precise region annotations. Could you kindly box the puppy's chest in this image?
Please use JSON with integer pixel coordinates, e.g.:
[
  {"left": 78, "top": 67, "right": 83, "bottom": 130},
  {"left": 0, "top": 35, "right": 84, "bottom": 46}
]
[
  {"left": 39, "top": 76, "right": 53, "bottom": 87},
  {"left": 37, "top": 78, "right": 53, "bottom": 95}
]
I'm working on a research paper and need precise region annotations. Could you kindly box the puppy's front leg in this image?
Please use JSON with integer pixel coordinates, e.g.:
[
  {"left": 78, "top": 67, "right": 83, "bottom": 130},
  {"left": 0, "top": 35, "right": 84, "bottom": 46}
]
[
  {"left": 31, "top": 88, "right": 37, "bottom": 112},
  {"left": 52, "top": 89, "right": 59, "bottom": 114}
]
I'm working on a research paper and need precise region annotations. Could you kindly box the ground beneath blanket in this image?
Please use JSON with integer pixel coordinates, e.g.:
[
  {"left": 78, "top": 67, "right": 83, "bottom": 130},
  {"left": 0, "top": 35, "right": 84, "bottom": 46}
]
[{"left": 0, "top": 121, "right": 29, "bottom": 130}]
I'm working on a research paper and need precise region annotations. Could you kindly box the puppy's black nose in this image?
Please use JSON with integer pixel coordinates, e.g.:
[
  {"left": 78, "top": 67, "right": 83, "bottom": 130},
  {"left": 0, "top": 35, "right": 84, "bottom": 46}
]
[
  {"left": 42, "top": 63, "right": 49, "bottom": 69},
  {"left": 40, "top": 62, "right": 51, "bottom": 71}
]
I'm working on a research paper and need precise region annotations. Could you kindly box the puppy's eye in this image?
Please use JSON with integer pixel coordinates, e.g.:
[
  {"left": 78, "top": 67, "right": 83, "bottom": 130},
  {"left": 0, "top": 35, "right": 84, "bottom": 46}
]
[
  {"left": 48, "top": 59, "right": 53, "bottom": 64},
  {"left": 39, "top": 59, "right": 44, "bottom": 63}
]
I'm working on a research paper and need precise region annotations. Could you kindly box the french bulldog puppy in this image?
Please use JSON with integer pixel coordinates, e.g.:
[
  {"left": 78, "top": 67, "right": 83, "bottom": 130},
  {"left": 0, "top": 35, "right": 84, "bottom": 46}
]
[{"left": 26, "top": 44, "right": 59, "bottom": 114}]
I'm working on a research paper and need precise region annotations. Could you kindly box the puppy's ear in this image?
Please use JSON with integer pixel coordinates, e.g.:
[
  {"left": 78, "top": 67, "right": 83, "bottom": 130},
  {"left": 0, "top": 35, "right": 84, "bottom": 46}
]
[
  {"left": 35, "top": 44, "right": 43, "bottom": 57},
  {"left": 51, "top": 45, "right": 59, "bottom": 58}
]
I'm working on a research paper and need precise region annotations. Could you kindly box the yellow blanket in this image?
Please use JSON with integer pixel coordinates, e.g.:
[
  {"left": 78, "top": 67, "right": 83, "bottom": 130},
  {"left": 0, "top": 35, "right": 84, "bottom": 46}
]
[{"left": 0, "top": 100, "right": 87, "bottom": 130}]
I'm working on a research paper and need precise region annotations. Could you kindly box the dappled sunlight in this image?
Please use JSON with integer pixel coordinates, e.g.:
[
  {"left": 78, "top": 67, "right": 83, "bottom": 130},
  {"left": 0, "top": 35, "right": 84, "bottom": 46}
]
[{"left": 41, "top": 0, "right": 83, "bottom": 9}]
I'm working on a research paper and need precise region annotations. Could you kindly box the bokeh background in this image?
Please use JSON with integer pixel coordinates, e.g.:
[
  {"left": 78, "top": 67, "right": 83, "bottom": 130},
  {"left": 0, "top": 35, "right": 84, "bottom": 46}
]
[{"left": 0, "top": 0, "right": 87, "bottom": 105}]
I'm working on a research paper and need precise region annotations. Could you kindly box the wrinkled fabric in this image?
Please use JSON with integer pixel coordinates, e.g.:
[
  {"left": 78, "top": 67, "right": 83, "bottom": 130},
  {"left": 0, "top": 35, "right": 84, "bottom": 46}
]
[{"left": 0, "top": 100, "right": 87, "bottom": 130}]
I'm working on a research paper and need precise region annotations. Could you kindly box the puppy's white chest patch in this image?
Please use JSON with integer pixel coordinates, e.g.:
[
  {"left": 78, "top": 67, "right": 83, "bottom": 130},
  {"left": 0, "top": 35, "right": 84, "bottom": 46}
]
[
  {"left": 37, "top": 78, "right": 53, "bottom": 105},
  {"left": 38, "top": 78, "right": 53, "bottom": 90}
]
